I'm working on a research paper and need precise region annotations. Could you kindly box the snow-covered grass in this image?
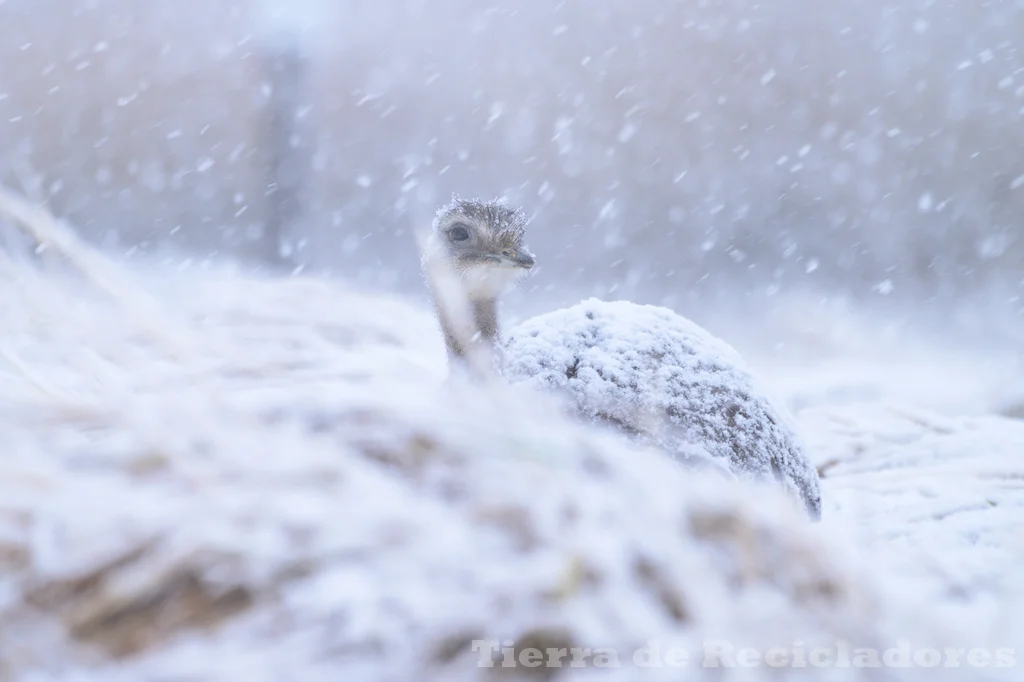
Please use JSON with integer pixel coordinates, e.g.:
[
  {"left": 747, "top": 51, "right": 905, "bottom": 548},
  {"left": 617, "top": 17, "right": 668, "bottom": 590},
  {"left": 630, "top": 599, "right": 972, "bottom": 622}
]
[{"left": 0, "top": 193, "right": 1021, "bottom": 680}]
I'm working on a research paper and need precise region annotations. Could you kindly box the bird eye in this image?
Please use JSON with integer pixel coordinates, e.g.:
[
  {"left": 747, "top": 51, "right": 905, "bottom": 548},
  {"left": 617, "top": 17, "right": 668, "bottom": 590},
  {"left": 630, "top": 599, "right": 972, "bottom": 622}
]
[{"left": 448, "top": 224, "right": 470, "bottom": 242}]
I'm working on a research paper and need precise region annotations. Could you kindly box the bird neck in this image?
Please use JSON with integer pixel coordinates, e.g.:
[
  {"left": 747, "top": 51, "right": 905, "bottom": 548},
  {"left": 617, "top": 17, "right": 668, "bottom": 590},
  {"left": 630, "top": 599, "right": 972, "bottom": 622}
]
[{"left": 440, "top": 296, "right": 501, "bottom": 366}]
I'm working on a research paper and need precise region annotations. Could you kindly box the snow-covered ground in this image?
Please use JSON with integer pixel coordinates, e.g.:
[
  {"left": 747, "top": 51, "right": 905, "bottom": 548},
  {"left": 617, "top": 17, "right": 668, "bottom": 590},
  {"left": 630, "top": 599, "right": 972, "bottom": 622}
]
[{"left": 0, "top": 210, "right": 1021, "bottom": 680}]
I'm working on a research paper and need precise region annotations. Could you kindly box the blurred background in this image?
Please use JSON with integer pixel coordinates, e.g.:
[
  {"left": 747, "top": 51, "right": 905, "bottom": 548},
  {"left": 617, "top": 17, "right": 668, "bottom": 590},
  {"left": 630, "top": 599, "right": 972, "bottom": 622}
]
[{"left": 1, "top": 0, "right": 1023, "bottom": 336}]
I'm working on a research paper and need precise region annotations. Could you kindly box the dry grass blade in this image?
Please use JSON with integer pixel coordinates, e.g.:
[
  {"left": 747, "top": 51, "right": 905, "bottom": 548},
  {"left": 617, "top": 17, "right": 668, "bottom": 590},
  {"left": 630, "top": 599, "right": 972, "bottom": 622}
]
[{"left": 0, "top": 184, "right": 192, "bottom": 363}]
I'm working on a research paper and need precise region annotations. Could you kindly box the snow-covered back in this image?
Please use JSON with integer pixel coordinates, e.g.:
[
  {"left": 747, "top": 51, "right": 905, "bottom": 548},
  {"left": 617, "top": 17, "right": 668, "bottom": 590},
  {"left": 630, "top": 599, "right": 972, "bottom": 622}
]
[{"left": 504, "top": 299, "right": 822, "bottom": 519}]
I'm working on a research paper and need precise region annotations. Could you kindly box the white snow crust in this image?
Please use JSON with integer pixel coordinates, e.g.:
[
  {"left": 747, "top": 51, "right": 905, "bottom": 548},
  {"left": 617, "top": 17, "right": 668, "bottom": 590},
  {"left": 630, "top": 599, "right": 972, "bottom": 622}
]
[{"left": 0, "top": 223, "right": 1019, "bottom": 680}]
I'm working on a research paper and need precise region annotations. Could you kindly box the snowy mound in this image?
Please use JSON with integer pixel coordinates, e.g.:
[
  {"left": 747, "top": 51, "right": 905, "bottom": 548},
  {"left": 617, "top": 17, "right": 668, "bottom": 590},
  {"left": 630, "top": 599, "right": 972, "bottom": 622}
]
[
  {"left": 0, "top": 193, "right": 1018, "bottom": 680},
  {"left": 0, "top": 263, "right": 949, "bottom": 682},
  {"left": 0, "top": 258, "right": 1012, "bottom": 681},
  {"left": 504, "top": 299, "right": 822, "bottom": 519}
]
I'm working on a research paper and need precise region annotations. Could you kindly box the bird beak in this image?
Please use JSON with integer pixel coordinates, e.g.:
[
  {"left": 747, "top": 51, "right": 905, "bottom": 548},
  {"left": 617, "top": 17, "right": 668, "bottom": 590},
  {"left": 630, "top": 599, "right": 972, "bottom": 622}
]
[{"left": 501, "top": 249, "right": 535, "bottom": 270}]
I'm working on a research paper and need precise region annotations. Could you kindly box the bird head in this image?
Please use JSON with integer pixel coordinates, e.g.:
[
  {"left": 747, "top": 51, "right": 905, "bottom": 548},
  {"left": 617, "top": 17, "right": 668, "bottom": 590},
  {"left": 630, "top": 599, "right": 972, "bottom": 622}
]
[{"left": 423, "top": 197, "right": 535, "bottom": 300}]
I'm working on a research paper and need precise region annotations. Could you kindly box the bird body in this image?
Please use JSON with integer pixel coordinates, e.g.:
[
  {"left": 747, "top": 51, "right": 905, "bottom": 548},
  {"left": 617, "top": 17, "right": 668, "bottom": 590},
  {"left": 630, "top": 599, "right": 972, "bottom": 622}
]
[
  {"left": 422, "top": 197, "right": 822, "bottom": 519},
  {"left": 504, "top": 298, "right": 821, "bottom": 518}
]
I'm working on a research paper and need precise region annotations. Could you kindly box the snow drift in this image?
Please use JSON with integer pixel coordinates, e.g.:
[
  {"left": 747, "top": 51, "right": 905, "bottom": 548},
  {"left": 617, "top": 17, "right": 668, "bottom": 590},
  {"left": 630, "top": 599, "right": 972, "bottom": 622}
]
[{"left": 0, "top": 192, "right": 1020, "bottom": 680}]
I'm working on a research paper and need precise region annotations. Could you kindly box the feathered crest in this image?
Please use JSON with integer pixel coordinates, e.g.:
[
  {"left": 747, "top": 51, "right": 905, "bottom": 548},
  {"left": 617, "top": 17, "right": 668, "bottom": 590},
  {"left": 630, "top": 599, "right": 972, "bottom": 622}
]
[{"left": 432, "top": 195, "right": 528, "bottom": 245}]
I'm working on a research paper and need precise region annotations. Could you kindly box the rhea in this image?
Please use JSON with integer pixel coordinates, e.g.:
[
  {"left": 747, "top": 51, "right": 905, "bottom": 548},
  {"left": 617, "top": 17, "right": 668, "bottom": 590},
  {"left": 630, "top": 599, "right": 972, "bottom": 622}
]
[{"left": 422, "top": 197, "right": 822, "bottom": 520}]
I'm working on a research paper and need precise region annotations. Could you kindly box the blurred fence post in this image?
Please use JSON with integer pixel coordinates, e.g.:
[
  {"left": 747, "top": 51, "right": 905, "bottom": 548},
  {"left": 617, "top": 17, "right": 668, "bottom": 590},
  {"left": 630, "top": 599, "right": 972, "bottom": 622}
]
[{"left": 259, "top": 32, "right": 310, "bottom": 268}]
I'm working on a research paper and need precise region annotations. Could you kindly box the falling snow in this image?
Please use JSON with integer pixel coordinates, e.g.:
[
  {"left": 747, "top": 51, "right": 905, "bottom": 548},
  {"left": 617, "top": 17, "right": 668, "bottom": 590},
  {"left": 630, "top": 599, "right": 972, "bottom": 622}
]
[{"left": 0, "top": 1, "right": 1022, "bottom": 679}]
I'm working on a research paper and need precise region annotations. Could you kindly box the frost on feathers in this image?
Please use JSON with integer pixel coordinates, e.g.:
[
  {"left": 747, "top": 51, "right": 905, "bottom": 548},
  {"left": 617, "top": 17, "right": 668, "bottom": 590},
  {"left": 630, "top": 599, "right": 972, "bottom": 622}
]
[{"left": 504, "top": 298, "right": 822, "bottom": 519}]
